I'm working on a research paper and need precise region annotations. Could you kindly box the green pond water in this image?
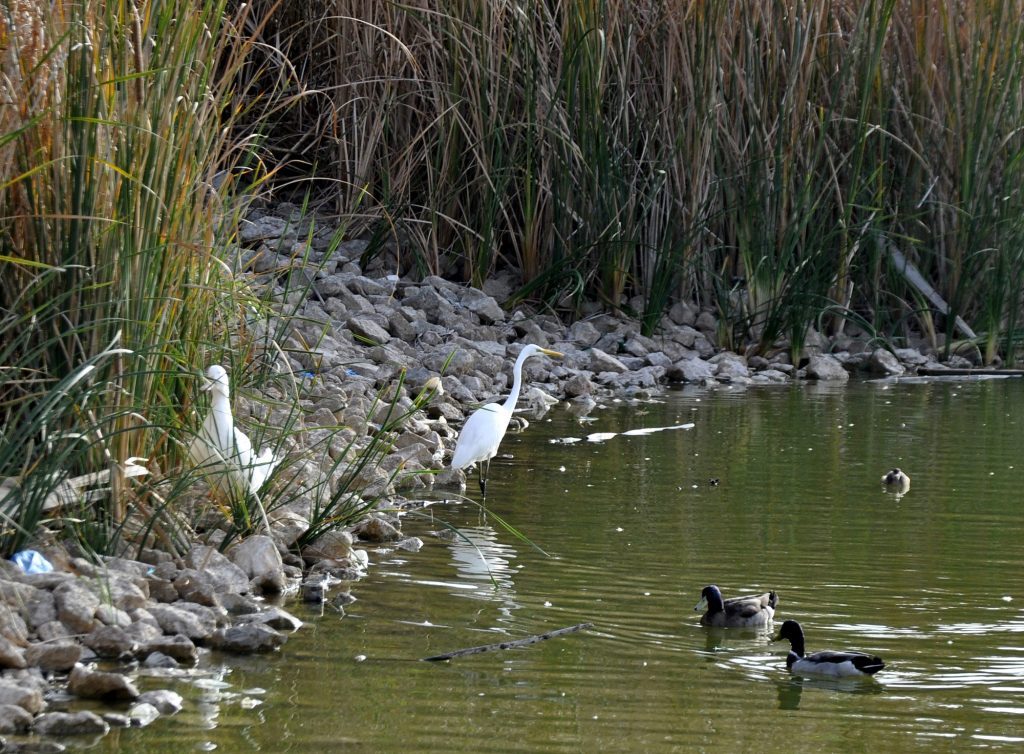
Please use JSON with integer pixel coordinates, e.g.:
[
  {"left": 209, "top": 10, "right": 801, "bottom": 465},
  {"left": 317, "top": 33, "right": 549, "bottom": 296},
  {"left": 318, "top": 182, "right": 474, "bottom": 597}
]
[{"left": 92, "top": 377, "right": 1024, "bottom": 752}]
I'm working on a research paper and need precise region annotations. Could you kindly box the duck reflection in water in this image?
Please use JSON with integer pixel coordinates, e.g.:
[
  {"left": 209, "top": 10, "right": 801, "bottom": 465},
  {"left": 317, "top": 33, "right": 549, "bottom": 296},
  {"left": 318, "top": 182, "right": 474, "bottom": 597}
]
[{"left": 776, "top": 674, "right": 886, "bottom": 710}]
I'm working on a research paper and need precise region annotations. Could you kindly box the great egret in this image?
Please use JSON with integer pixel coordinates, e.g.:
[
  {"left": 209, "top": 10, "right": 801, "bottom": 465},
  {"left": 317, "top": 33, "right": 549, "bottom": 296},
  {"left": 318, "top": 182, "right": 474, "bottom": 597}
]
[
  {"left": 188, "top": 365, "right": 280, "bottom": 499},
  {"left": 694, "top": 585, "right": 778, "bottom": 628},
  {"left": 773, "top": 620, "right": 885, "bottom": 678},
  {"left": 451, "top": 344, "right": 562, "bottom": 496}
]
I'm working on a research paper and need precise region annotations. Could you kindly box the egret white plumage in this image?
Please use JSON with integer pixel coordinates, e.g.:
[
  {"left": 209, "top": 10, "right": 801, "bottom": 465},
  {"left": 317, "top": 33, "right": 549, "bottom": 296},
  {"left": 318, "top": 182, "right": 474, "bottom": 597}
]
[
  {"left": 451, "top": 344, "right": 562, "bottom": 496},
  {"left": 773, "top": 620, "right": 886, "bottom": 678},
  {"left": 188, "top": 365, "right": 280, "bottom": 499}
]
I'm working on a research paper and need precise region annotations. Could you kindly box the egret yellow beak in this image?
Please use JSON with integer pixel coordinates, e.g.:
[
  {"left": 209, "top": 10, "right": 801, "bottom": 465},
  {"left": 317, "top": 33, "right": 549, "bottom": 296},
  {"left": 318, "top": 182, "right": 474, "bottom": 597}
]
[
  {"left": 693, "top": 596, "right": 708, "bottom": 613},
  {"left": 540, "top": 348, "right": 564, "bottom": 358}
]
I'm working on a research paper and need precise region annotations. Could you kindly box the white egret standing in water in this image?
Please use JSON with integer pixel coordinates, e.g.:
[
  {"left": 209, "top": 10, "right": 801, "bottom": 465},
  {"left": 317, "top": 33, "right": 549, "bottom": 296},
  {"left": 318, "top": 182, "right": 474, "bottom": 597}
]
[{"left": 451, "top": 344, "right": 562, "bottom": 496}]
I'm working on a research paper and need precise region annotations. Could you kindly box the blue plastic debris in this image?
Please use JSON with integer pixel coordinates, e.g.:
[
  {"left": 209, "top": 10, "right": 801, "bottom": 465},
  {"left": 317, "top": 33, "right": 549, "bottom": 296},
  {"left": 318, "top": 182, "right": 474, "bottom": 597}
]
[{"left": 11, "top": 550, "right": 53, "bottom": 574}]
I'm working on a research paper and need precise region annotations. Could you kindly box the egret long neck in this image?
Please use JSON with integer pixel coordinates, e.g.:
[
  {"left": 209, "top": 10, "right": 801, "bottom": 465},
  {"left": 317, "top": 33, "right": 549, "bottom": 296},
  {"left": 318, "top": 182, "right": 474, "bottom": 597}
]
[
  {"left": 209, "top": 390, "right": 235, "bottom": 452},
  {"left": 502, "top": 349, "right": 531, "bottom": 413}
]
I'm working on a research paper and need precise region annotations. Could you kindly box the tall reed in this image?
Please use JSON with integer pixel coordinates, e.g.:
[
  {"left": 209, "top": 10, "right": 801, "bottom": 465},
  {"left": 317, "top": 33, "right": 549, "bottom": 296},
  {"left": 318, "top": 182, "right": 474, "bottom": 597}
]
[
  {"left": 240, "top": 0, "right": 1024, "bottom": 357},
  {"left": 0, "top": 0, "right": 278, "bottom": 555}
]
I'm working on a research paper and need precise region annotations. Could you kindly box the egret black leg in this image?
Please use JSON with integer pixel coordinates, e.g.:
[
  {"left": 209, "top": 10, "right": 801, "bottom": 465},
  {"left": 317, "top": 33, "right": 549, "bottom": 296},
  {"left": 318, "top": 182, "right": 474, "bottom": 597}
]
[{"left": 479, "top": 458, "right": 489, "bottom": 497}]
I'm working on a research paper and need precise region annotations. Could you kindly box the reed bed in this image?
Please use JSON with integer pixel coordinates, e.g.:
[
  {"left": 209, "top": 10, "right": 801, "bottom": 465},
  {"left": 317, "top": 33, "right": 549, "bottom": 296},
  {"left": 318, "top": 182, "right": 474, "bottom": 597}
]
[
  {"left": 0, "top": 0, "right": 298, "bottom": 556},
  {"left": 244, "top": 0, "right": 1024, "bottom": 356}
]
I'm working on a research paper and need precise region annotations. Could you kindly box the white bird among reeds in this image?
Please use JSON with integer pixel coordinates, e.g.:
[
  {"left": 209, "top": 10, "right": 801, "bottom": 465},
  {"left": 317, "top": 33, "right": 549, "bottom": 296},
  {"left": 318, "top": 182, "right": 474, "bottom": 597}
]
[{"left": 188, "top": 365, "right": 280, "bottom": 500}]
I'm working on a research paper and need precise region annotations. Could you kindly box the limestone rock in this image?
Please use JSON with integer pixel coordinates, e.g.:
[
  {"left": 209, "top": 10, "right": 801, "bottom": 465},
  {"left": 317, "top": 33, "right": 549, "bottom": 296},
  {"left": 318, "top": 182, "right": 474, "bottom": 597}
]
[
  {"left": 83, "top": 625, "right": 138, "bottom": 660},
  {"left": 128, "top": 702, "right": 160, "bottom": 727},
  {"left": 53, "top": 581, "right": 100, "bottom": 634},
  {"left": 138, "top": 689, "right": 184, "bottom": 715},
  {"left": 68, "top": 664, "right": 139, "bottom": 701},
  {"left": 209, "top": 623, "right": 287, "bottom": 654},
  {"left": 0, "top": 680, "right": 44, "bottom": 714},
  {"left": 0, "top": 702, "right": 33, "bottom": 733},
  {"left": 25, "top": 640, "right": 81, "bottom": 671},
  {"left": 804, "top": 354, "right": 850, "bottom": 382},
  {"left": 667, "top": 357, "right": 715, "bottom": 383},
  {"left": 867, "top": 347, "right": 905, "bottom": 376},
  {"left": 184, "top": 546, "right": 250, "bottom": 595},
  {"left": 353, "top": 517, "right": 402, "bottom": 543},
  {"left": 228, "top": 536, "right": 286, "bottom": 595},
  {"left": 0, "top": 633, "right": 26, "bottom": 668},
  {"left": 146, "top": 604, "right": 217, "bottom": 641},
  {"left": 33, "top": 710, "right": 110, "bottom": 736},
  {"left": 234, "top": 607, "right": 303, "bottom": 632}
]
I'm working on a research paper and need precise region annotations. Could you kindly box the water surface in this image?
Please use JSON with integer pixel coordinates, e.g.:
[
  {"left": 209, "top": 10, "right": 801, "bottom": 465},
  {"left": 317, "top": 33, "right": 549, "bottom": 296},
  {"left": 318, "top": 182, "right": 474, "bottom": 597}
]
[{"left": 98, "top": 378, "right": 1024, "bottom": 752}]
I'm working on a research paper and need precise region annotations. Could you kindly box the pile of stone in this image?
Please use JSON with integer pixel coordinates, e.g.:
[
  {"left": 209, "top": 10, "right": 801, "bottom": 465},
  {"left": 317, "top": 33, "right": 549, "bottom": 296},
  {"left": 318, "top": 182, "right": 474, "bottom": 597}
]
[
  {"left": 0, "top": 537, "right": 306, "bottom": 740},
  {"left": 235, "top": 202, "right": 969, "bottom": 501}
]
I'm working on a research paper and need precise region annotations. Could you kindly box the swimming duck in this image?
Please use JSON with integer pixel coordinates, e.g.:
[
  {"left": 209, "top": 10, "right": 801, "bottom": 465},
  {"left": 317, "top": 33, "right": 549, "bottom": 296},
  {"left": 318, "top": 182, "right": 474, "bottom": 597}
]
[
  {"left": 773, "top": 620, "right": 885, "bottom": 678},
  {"left": 188, "top": 365, "right": 280, "bottom": 498},
  {"left": 881, "top": 468, "right": 910, "bottom": 493},
  {"left": 694, "top": 585, "right": 778, "bottom": 628}
]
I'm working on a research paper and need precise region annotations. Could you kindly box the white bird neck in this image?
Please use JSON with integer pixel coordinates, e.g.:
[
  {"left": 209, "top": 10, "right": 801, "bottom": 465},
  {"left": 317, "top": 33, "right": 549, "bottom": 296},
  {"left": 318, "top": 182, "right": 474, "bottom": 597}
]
[{"left": 502, "top": 348, "right": 533, "bottom": 413}]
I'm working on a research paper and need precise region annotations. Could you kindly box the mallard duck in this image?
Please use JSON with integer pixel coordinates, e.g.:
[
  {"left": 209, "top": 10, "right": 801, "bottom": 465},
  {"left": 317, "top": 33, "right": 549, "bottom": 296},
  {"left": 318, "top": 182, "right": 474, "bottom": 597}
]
[
  {"left": 773, "top": 620, "right": 885, "bottom": 678},
  {"left": 694, "top": 585, "right": 778, "bottom": 628},
  {"left": 881, "top": 468, "right": 910, "bottom": 493}
]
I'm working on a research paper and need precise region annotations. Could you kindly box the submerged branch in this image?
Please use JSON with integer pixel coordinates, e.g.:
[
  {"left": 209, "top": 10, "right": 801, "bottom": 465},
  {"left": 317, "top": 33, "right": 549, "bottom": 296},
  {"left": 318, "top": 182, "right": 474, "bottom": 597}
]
[{"left": 421, "top": 622, "right": 595, "bottom": 662}]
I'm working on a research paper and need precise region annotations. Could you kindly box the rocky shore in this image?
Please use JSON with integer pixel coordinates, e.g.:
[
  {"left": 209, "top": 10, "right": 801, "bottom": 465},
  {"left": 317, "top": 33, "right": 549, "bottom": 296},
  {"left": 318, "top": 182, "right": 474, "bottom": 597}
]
[{"left": 0, "top": 201, "right": 983, "bottom": 746}]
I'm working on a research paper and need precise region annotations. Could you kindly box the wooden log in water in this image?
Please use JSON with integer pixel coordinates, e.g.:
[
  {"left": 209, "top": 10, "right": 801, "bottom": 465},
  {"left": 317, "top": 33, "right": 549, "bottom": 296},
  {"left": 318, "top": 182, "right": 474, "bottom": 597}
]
[{"left": 422, "top": 622, "right": 595, "bottom": 662}]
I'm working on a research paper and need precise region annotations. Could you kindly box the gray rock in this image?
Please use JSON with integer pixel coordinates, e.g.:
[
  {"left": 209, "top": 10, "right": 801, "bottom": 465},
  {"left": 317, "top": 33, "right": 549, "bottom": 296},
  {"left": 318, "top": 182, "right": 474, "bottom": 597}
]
[
  {"left": 140, "top": 634, "right": 198, "bottom": 664},
  {"left": 102, "top": 711, "right": 132, "bottom": 727},
  {"left": 395, "top": 537, "right": 424, "bottom": 552},
  {"left": 804, "top": 354, "right": 851, "bottom": 382},
  {"left": 25, "top": 640, "right": 81, "bottom": 671},
  {"left": 0, "top": 702, "right": 33, "bottom": 732},
  {"left": 239, "top": 215, "right": 288, "bottom": 244},
  {"left": 354, "top": 517, "right": 402, "bottom": 543},
  {"left": 563, "top": 372, "right": 595, "bottom": 397},
  {"left": 184, "top": 546, "right": 250, "bottom": 595},
  {"left": 300, "top": 529, "right": 353, "bottom": 561},
  {"left": 173, "top": 569, "right": 222, "bottom": 607},
  {"left": 209, "top": 623, "right": 287, "bottom": 654},
  {"left": 33, "top": 710, "right": 110, "bottom": 736},
  {"left": 667, "top": 357, "right": 716, "bottom": 383},
  {"left": 68, "top": 664, "right": 139, "bottom": 701},
  {"left": 347, "top": 315, "right": 392, "bottom": 345},
  {"left": 0, "top": 633, "right": 25, "bottom": 668},
  {"left": 146, "top": 603, "right": 217, "bottom": 640},
  {"left": 894, "top": 347, "right": 929, "bottom": 366},
  {"left": 586, "top": 348, "right": 628, "bottom": 374},
  {"left": 234, "top": 607, "right": 303, "bottom": 632},
  {"left": 0, "top": 602, "right": 29, "bottom": 644},
  {"left": 228, "top": 536, "right": 286, "bottom": 595},
  {"left": 128, "top": 702, "right": 160, "bottom": 727},
  {"left": 146, "top": 577, "right": 180, "bottom": 603},
  {"left": 137, "top": 689, "right": 184, "bottom": 715},
  {"left": 83, "top": 625, "right": 138, "bottom": 659},
  {"left": 218, "top": 592, "right": 262, "bottom": 616},
  {"left": 142, "top": 651, "right": 178, "bottom": 669},
  {"left": 53, "top": 581, "right": 100, "bottom": 634},
  {"left": 25, "top": 590, "right": 57, "bottom": 631},
  {"left": 35, "top": 620, "right": 71, "bottom": 642},
  {"left": 867, "top": 347, "right": 905, "bottom": 376},
  {"left": 95, "top": 604, "right": 132, "bottom": 628},
  {"left": 0, "top": 680, "right": 44, "bottom": 713},
  {"left": 461, "top": 290, "right": 505, "bottom": 324},
  {"left": 105, "top": 576, "right": 149, "bottom": 611},
  {"left": 710, "top": 353, "right": 751, "bottom": 382}
]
